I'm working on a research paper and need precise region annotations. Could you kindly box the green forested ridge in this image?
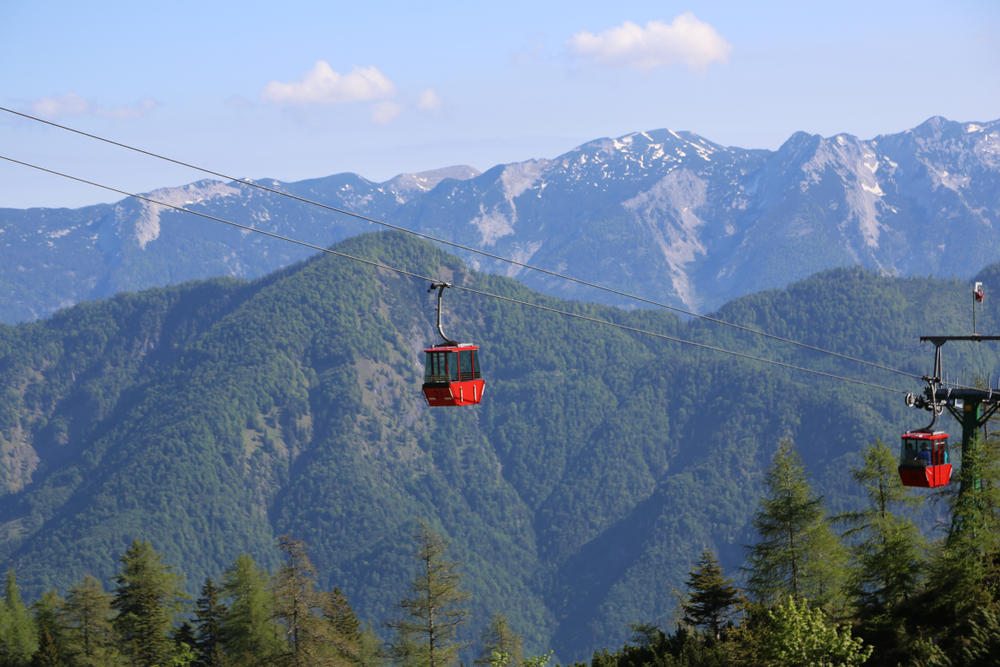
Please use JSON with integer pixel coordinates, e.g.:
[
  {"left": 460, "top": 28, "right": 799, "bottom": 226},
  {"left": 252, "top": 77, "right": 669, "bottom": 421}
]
[{"left": 1, "top": 231, "right": 999, "bottom": 661}]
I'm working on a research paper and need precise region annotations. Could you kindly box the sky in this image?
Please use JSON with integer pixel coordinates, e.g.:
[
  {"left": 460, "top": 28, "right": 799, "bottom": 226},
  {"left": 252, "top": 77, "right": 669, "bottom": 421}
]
[{"left": 1, "top": 0, "right": 998, "bottom": 209}]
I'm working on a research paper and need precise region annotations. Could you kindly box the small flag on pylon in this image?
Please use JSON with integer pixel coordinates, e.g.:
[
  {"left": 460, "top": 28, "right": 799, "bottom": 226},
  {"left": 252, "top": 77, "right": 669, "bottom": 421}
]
[{"left": 974, "top": 282, "right": 985, "bottom": 303}]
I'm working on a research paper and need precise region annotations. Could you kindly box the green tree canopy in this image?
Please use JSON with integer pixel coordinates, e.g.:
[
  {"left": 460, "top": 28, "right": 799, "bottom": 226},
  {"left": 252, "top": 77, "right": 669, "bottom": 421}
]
[{"left": 748, "top": 597, "right": 872, "bottom": 666}]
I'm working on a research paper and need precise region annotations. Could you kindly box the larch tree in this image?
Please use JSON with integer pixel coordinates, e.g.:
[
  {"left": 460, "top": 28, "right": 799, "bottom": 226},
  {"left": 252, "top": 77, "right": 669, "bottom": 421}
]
[
  {"left": 62, "top": 574, "right": 119, "bottom": 666},
  {"left": 32, "top": 589, "right": 68, "bottom": 666},
  {"left": 838, "top": 439, "right": 926, "bottom": 616},
  {"left": 744, "top": 439, "right": 846, "bottom": 609},
  {"left": 273, "top": 535, "right": 360, "bottom": 666},
  {"left": 0, "top": 568, "right": 39, "bottom": 665},
  {"left": 111, "top": 539, "right": 187, "bottom": 667},
  {"left": 474, "top": 612, "right": 523, "bottom": 667},
  {"left": 220, "top": 553, "right": 284, "bottom": 665},
  {"left": 389, "top": 522, "right": 470, "bottom": 667},
  {"left": 320, "top": 586, "right": 370, "bottom": 666}
]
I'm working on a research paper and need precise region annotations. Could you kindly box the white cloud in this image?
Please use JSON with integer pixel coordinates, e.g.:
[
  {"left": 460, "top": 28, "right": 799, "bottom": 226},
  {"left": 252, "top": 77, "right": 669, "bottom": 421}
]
[
  {"left": 31, "top": 93, "right": 90, "bottom": 117},
  {"left": 569, "top": 13, "right": 731, "bottom": 71},
  {"left": 416, "top": 88, "right": 442, "bottom": 111},
  {"left": 262, "top": 61, "right": 396, "bottom": 105},
  {"left": 30, "top": 94, "right": 158, "bottom": 120},
  {"left": 371, "top": 101, "right": 402, "bottom": 124},
  {"left": 98, "top": 99, "right": 158, "bottom": 120}
]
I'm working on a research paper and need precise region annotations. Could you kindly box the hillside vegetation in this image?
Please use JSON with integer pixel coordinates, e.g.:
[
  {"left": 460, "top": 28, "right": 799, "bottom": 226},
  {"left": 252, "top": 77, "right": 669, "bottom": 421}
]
[{"left": 2, "top": 232, "right": 999, "bottom": 659}]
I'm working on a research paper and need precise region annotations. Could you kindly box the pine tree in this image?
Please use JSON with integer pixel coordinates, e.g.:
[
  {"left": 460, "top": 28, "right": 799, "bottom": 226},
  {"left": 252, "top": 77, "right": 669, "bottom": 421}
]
[
  {"left": 682, "top": 549, "right": 741, "bottom": 640},
  {"left": 474, "top": 612, "right": 523, "bottom": 667},
  {"left": 389, "top": 522, "right": 470, "bottom": 667},
  {"left": 193, "top": 577, "right": 226, "bottom": 666},
  {"left": 220, "top": 553, "right": 284, "bottom": 665},
  {"left": 0, "top": 568, "right": 39, "bottom": 666},
  {"left": 744, "top": 439, "right": 846, "bottom": 608},
  {"left": 62, "top": 574, "right": 119, "bottom": 666},
  {"left": 111, "top": 539, "right": 187, "bottom": 666}
]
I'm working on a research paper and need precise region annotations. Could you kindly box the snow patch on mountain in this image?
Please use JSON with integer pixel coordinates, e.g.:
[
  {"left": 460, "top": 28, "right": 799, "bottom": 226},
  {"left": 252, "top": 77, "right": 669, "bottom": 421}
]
[
  {"left": 931, "top": 170, "right": 971, "bottom": 192},
  {"left": 502, "top": 160, "right": 548, "bottom": 202},
  {"left": 973, "top": 130, "right": 1000, "bottom": 167},
  {"left": 385, "top": 165, "right": 480, "bottom": 203}
]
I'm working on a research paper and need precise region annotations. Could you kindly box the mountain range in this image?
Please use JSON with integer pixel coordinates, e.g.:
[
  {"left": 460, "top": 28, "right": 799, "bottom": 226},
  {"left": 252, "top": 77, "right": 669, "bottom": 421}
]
[{"left": 1, "top": 116, "right": 997, "bottom": 324}]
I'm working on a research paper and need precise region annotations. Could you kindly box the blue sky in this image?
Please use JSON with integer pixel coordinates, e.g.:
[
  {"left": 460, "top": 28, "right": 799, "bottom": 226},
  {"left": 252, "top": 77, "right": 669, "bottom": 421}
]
[{"left": 2, "top": 0, "right": 998, "bottom": 208}]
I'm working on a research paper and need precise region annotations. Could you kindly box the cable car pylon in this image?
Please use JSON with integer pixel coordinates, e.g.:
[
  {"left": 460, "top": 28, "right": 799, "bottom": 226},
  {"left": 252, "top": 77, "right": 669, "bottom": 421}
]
[{"left": 904, "top": 308, "right": 1000, "bottom": 541}]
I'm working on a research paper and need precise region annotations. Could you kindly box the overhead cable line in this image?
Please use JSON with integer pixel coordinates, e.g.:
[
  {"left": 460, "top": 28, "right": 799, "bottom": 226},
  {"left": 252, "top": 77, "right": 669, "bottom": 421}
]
[
  {"left": 0, "top": 105, "right": 923, "bottom": 383},
  {"left": 0, "top": 153, "right": 909, "bottom": 396}
]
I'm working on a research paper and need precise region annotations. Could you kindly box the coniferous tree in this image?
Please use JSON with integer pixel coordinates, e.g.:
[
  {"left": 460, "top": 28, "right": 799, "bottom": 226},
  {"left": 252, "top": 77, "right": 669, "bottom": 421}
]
[
  {"left": 389, "top": 522, "right": 470, "bottom": 667},
  {"left": 111, "top": 539, "right": 187, "bottom": 667},
  {"left": 62, "top": 574, "right": 119, "bottom": 666},
  {"left": 744, "top": 439, "right": 846, "bottom": 609},
  {"left": 172, "top": 621, "right": 198, "bottom": 665},
  {"left": 682, "top": 549, "right": 741, "bottom": 640},
  {"left": 320, "top": 586, "right": 368, "bottom": 666},
  {"left": 220, "top": 553, "right": 283, "bottom": 665},
  {"left": 31, "top": 589, "right": 67, "bottom": 666},
  {"left": 0, "top": 568, "right": 39, "bottom": 666},
  {"left": 474, "top": 612, "right": 523, "bottom": 667},
  {"left": 273, "top": 535, "right": 357, "bottom": 666},
  {"left": 839, "top": 441, "right": 927, "bottom": 623},
  {"left": 193, "top": 577, "right": 226, "bottom": 666},
  {"left": 910, "top": 430, "right": 1000, "bottom": 658}
]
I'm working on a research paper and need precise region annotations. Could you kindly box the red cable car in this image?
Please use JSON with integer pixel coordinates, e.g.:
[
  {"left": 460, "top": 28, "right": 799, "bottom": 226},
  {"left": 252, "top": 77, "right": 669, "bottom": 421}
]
[
  {"left": 421, "top": 282, "right": 485, "bottom": 407},
  {"left": 898, "top": 431, "right": 952, "bottom": 488},
  {"left": 423, "top": 344, "right": 484, "bottom": 406}
]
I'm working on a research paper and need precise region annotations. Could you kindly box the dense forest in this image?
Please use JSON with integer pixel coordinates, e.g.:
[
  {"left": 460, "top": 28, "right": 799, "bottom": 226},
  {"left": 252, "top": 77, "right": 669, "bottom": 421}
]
[
  {"left": 4, "top": 434, "right": 1000, "bottom": 665},
  {"left": 3, "top": 231, "right": 1000, "bottom": 662}
]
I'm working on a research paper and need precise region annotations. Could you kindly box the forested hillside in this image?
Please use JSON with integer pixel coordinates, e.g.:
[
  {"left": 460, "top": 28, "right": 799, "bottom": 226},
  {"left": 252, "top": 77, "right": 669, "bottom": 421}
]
[{"left": 2, "top": 232, "right": 999, "bottom": 660}]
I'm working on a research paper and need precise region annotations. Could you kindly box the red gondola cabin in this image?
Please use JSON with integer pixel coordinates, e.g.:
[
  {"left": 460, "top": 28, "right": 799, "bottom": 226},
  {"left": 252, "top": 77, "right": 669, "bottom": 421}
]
[
  {"left": 898, "top": 431, "right": 952, "bottom": 488},
  {"left": 422, "top": 344, "right": 484, "bottom": 406}
]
